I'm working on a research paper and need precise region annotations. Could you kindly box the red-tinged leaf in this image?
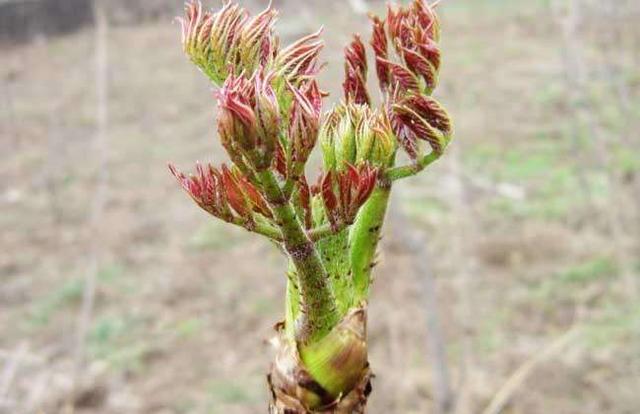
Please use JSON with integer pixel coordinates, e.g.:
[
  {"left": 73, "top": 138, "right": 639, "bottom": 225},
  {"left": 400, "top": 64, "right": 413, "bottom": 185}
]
[
  {"left": 392, "top": 94, "right": 451, "bottom": 154},
  {"left": 216, "top": 74, "right": 259, "bottom": 153},
  {"left": 288, "top": 81, "right": 313, "bottom": 117},
  {"left": 222, "top": 165, "right": 249, "bottom": 217},
  {"left": 404, "top": 95, "right": 452, "bottom": 136},
  {"left": 343, "top": 35, "right": 370, "bottom": 104},
  {"left": 343, "top": 65, "right": 370, "bottom": 106},
  {"left": 288, "top": 81, "right": 322, "bottom": 164},
  {"left": 196, "top": 162, "right": 215, "bottom": 206},
  {"left": 321, "top": 171, "right": 337, "bottom": 212},
  {"left": 224, "top": 91, "right": 256, "bottom": 127},
  {"left": 168, "top": 163, "right": 186, "bottom": 185},
  {"left": 370, "top": 15, "right": 391, "bottom": 90},
  {"left": 413, "top": 0, "right": 440, "bottom": 40},
  {"left": 199, "top": 13, "right": 215, "bottom": 44},
  {"left": 401, "top": 46, "right": 437, "bottom": 90},
  {"left": 208, "top": 164, "right": 227, "bottom": 213},
  {"left": 252, "top": 68, "right": 280, "bottom": 167},
  {"left": 178, "top": 1, "right": 211, "bottom": 50},
  {"left": 400, "top": 133, "right": 419, "bottom": 159},
  {"left": 260, "top": 32, "right": 277, "bottom": 65},
  {"left": 356, "top": 166, "right": 377, "bottom": 206},
  {"left": 345, "top": 35, "right": 367, "bottom": 75},
  {"left": 321, "top": 171, "right": 341, "bottom": 229},
  {"left": 210, "top": 2, "right": 247, "bottom": 53},
  {"left": 397, "top": 19, "right": 417, "bottom": 50},
  {"left": 338, "top": 170, "right": 352, "bottom": 216},
  {"left": 235, "top": 173, "right": 271, "bottom": 218},
  {"left": 376, "top": 58, "right": 420, "bottom": 93},
  {"left": 385, "top": 0, "right": 441, "bottom": 62},
  {"left": 298, "top": 176, "right": 312, "bottom": 229},
  {"left": 417, "top": 36, "right": 441, "bottom": 71},
  {"left": 169, "top": 163, "right": 202, "bottom": 202},
  {"left": 303, "top": 80, "right": 323, "bottom": 116},
  {"left": 273, "top": 141, "right": 288, "bottom": 178},
  {"left": 394, "top": 106, "right": 443, "bottom": 153},
  {"left": 239, "top": 4, "right": 277, "bottom": 52},
  {"left": 346, "top": 163, "right": 360, "bottom": 185},
  {"left": 179, "top": 0, "right": 255, "bottom": 83},
  {"left": 169, "top": 162, "right": 233, "bottom": 219},
  {"left": 388, "top": 108, "right": 419, "bottom": 159},
  {"left": 386, "top": 4, "right": 407, "bottom": 43},
  {"left": 276, "top": 28, "right": 324, "bottom": 81},
  {"left": 370, "top": 16, "right": 388, "bottom": 59},
  {"left": 216, "top": 71, "right": 281, "bottom": 169}
]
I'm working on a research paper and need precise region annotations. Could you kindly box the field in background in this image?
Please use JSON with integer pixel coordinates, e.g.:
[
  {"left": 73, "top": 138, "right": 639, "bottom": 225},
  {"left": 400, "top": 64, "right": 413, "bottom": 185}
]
[{"left": 1, "top": 0, "right": 639, "bottom": 413}]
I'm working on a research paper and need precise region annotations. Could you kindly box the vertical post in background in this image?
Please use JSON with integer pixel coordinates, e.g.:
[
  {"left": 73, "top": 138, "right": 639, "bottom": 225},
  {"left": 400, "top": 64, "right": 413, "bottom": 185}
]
[
  {"left": 598, "top": 0, "right": 640, "bottom": 386},
  {"left": 420, "top": 248, "right": 454, "bottom": 414},
  {"left": 598, "top": 0, "right": 639, "bottom": 298},
  {"left": 552, "top": 0, "right": 595, "bottom": 214},
  {"left": 70, "top": 0, "right": 109, "bottom": 406},
  {"left": 555, "top": 0, "right": 639, "bottom": 389},
  {"left": 390, "top": 196, "right": 454, "bottom": 414},
  {"left": 1, "top": 71, "right": 17, "bottom": 153},
  {"left": 446, "top": 143, "right": 479, "bottom": 414},
  {"left": 554, "top": 0, "right": 636, "bottom": 296}
]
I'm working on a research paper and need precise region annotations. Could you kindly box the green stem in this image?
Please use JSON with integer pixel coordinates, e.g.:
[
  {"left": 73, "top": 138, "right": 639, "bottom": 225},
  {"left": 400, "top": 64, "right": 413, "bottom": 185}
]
[
  {"left": 285, "top": 262, "right": 299, "bottom": 341},
  {"left": 257, "top": 170, "right": 338, "bottom": 343},
  {"left": 385, "top": 151, "right": 441, "bottom": 181},
  {"left": 231, "top": 216, "right": 282, "bottom": 241},
  {"left": 281, "top": 161, "right": 305, "bottom": 200},
  {"left": 307, "top": 220, "right": 347, "bottom": 242},
  {"left": 349, "top": 183, "right": 392, "bottom": 303}
]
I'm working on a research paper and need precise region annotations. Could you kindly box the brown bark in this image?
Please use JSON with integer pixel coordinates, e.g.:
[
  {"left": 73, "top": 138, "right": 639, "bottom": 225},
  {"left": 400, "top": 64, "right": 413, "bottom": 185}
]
[
  {"left": 269, "top": 367, "right": 372, "bottom": 414},
  {"left": 268, "top": 308, "right": 372, "bottom": 413}
]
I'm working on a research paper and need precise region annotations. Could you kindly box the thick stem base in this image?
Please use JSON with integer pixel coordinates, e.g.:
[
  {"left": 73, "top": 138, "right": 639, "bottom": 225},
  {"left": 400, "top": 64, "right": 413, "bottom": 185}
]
[
  {"left": 268, "top": 307, "right": 372, "bottom": 413},
  {"left": 269, "top": 367, "right": 372, "bottom": 414}
]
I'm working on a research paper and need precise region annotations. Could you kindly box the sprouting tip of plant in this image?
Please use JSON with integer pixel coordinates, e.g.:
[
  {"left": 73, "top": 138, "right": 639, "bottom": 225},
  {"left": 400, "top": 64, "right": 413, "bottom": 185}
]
[{"left": 169, "top": 0, "right": 453, "bottom": 411}]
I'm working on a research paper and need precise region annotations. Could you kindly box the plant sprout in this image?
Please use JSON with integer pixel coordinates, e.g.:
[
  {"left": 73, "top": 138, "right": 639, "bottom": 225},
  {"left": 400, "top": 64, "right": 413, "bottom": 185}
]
[{"left": 169, "top": 0, "right": 452, "bottom": 411}]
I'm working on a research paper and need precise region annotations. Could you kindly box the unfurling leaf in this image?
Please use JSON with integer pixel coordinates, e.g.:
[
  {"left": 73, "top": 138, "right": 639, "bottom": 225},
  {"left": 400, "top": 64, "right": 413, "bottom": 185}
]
[
  {"left": 216, "top": 70, "right": 280, "bottom": 171},
  {"left": 169, "top": 162, "right": 232, "bottom": 221},
  {"left": 343, "top": 35, "right": 370, "bottom": 105},
  {"left": 169, "top": 162, "right": 271, "bottom": 224},
  {"left": 288, "top": 80, "right": 323, "bottom": 166},
  {"left": 275, "top": 29, "right": 324, "bottom": 84},
  {"left": 368, "top": 0, "right": 442, "bottom": 94},
  {"left": 392, "top": 94, "right": 452, "bottom": 154},
  {"left": 370, "top": 15, "right": 390, "bottom": 91},
  {"left": 319, "top": 164, "right": 378, "bottom": 228},
  {"left": 320, "top": 104, "right": 396, "bottom": 170},
  {"left": 178, "top": 0, "right": 247, "bottom": 84}
]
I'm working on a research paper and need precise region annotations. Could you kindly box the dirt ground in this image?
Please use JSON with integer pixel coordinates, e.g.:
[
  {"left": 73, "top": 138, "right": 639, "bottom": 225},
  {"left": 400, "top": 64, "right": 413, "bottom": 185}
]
[{"left": 1, "top": 1, "right": 639, "bottom": 413}]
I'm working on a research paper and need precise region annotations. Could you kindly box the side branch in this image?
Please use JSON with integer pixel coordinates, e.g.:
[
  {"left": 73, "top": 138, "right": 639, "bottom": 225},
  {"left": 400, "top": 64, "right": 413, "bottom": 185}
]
[
  {"left": 385, "top": 151, "right": 441, "bottom": 181},
  {"left": 308, "top": 221, "right": 349, "bottom": 242},
  {"left": 348, "top": 186, "right": 392, "bottom": 302},
  {"left": 232, "top": 217, "right": 283, "bottom": 241}
]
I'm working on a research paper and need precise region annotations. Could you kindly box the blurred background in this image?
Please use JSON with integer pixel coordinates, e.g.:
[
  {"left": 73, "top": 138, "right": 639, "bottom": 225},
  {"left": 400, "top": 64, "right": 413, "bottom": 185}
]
[{"left": 1, "top": 0, "right": 639, "bottom": 413}]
